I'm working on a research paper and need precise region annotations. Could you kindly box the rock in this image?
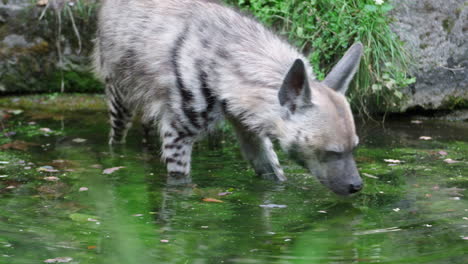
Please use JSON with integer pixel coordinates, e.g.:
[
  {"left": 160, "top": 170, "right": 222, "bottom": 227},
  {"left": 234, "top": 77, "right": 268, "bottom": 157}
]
[
  {"left": 0, "top": 0, "right": 101, "bottom": 94},
  {"left": 2, "top": 34, "right": 29, "bottom": 48},
  {"left": 391, "top": 0, "right": 468, "bottom": 111}
]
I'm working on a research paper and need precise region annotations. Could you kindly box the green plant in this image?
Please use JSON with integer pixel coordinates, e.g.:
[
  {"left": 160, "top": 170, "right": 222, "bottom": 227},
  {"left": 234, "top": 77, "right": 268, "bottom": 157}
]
[{"left": 225, "top": 0, "right": 415, "bottom": 115}]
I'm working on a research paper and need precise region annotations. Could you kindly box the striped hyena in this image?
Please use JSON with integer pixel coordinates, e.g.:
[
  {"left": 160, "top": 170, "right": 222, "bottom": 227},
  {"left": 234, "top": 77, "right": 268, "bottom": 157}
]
[{"left": 93, "top": 0, "right": 364, "bottom": 195}]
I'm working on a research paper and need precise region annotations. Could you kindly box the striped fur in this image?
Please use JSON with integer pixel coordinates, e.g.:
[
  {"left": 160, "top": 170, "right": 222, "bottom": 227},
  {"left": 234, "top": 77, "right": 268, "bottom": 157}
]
[{"left": 94, "top": 0, "right": 364, "bottom": 195}]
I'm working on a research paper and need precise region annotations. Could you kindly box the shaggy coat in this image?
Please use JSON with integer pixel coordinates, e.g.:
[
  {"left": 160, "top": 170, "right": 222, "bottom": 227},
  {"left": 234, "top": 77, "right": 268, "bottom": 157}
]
[{"left": 94, "top": 0, "right": 364, "bottom": 195}]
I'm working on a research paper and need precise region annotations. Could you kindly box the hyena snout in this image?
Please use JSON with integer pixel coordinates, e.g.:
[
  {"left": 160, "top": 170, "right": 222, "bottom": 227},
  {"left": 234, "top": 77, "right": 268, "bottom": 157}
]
[
  {"left": 327, "top": 170, "right": 363, "bottom": 196},
  {"left": 310, "top": 154, "right": 363, "bottom": 196},
  {"left": 329, "top": 156, "right": 363, "bottom": 195},
  {"left": 348, "top": 177, "right": 363, "bottom": 194}
]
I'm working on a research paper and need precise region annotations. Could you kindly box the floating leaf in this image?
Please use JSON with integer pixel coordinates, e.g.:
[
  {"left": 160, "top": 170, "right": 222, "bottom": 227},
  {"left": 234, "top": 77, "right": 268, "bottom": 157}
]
[
  {"left": 354, "top": 227, "right": 401, "bottom": 236},
  {"left": 384, "top": 159, "right": 402, "bottom": 164},
  {"left": 43, "top": 177, "right": 60, "bottom": 182},
  {"left": 259, "top": 204, "right": 287, "bottom": 208},
  {"left": 419, "top": 136, "right": 432, "bottom": 140},
  {"left": 103, "top": 166, "right": 125, "bottom": 174},
  {"left": 444, "top": 159, "right": 460, "bottom": 164},
  {"left": 38, "top": 166, "right": 59, "bottom": 173},
  {"left": 39, "top": 128, "right": 52, "bottom": 133},
  {"left": 51, "top": 160, "right": 77, "bottom": 169},
  {"left": 0, "top": 141, "right": 38, "bottom": 151},
  {"left": 203, "top": 198, "right": 224, "bottom": 203},
  {"left": 43, "top": 257, "right": 72, "bottom": 263}
]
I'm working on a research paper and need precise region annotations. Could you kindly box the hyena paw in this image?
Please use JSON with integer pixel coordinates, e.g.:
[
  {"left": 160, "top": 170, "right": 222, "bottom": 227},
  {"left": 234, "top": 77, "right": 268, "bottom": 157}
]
[
  {"left": 254, "top": 162, "right": 287, "bottom": 182},
  {"left": 167, "top": 172, "right": 192, "bottom": 186},
  {"left": 260, "top": 172, "right": 287, "bottom": 182}
]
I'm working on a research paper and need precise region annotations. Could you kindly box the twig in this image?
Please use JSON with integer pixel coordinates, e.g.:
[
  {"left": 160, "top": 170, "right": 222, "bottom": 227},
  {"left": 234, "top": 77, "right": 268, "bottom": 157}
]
[
  {"left": 362, "top": 173, "right": 379, "bottom": 179},
  {"left": 55, "top": 5, "right": 65, "bottom": 93},
  {"left": 66, "top": 4, "right": 82, "bottom": 54},
  {"left": 38, "top": 1, "right": 51, "bottom": 20}
]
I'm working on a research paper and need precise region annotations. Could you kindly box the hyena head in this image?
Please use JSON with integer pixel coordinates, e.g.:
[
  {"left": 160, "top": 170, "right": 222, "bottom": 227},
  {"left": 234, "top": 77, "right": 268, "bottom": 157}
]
[{"left": 278, "top": 43, "right": 363, "bottom": 196}]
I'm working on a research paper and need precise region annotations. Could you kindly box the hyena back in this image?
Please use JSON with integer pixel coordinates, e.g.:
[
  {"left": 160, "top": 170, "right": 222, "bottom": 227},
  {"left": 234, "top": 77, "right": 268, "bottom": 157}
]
[{"left": 94, "top": 0, "right": 364, "bottom": 195}]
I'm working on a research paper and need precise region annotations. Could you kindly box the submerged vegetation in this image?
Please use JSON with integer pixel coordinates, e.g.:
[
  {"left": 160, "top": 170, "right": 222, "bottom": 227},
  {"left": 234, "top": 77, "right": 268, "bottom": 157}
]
[{"left": 0, "top": 94, "right": 467, "bottom": 263}]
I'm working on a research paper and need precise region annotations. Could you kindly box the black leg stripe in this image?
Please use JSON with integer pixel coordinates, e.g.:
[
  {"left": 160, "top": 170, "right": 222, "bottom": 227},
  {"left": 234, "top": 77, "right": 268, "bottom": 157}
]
[
  {"left": 166, "top": 157, "right": 177, "bottom": 164},
  {"left": 171, "top": 24, "right": 202, "bottom": 129},
  {"left": 111, "top": 99, "right": 129, "bottom": 119},
  {"left": 110, "top": 109, "right": 124, "bottom": 121},
  {"left": 112, "top": 119, "right": 126, "bottom": 128},
  {"left": 199, "top": 67, "right": 216, "bottom": 112},
  {"left": 183, "top": 106, "right": 201, "bottom": 129}
]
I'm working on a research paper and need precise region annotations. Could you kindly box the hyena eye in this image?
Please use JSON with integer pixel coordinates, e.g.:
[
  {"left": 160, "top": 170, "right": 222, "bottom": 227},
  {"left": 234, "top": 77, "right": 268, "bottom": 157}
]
[{"left": 322, "top": 150, "right": 343, "bottom": 161}]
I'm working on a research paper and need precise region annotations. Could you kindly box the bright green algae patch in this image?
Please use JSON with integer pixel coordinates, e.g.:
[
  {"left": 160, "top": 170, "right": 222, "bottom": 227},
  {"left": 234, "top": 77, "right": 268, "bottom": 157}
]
[{"left": 0, "top": 95, "right": 467, "bottom": 263}]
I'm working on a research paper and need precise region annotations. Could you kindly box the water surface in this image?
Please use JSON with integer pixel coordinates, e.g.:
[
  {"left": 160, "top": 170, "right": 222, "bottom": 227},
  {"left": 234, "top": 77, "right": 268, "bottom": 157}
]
[{"left": 0, "top": 101, "right": 467, "bottom": 264}]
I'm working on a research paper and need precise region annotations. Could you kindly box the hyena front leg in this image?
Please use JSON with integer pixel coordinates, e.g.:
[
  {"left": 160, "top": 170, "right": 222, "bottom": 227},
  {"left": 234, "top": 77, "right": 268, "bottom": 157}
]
[
  {"left": 230, "top": 118, "right": 286, "bottom": 182},
  {"left": 142, "top": 117, "right": 158, "bottom": 146},
  {"left": 160, "top": 119, "right": 196, "bottom": 185},
  {"left": 105, "top": 79, "right": 134, "bottom": 145}
]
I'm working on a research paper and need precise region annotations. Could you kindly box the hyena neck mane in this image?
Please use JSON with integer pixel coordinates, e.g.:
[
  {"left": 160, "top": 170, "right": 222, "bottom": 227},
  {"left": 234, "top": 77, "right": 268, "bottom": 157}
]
[{"left": 197, "top": 4, "right": 317, "bottom": 139}]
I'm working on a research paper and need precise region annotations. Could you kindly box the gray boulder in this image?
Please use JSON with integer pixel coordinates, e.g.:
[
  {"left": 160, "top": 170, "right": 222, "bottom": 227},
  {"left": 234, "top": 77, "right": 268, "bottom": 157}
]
[{"left": 391, "top": 0, "right": 468, "bottom": 110}]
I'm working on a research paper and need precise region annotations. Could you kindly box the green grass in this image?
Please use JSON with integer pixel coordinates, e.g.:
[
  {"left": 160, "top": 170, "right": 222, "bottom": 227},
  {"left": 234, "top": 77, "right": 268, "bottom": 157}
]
[{"left": 226, "top": 0, "right": 414, "bottom": 115}]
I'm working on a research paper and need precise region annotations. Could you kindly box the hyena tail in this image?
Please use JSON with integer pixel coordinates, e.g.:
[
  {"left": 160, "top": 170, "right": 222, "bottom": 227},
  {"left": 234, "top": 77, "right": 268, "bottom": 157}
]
[{"left": 93, "top": 36, "right": 134, "bottom": 145}]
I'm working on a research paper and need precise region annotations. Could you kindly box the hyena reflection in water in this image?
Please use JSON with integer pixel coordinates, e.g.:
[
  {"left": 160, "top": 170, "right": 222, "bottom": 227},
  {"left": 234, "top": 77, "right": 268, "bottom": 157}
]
[{"left": 93, "top": 0, "right": 364, "bottom": 195}]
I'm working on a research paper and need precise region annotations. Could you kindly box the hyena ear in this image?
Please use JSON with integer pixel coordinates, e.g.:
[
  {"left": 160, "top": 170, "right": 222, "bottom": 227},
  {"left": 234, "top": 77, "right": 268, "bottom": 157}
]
[
  {"left": 323, "top": 42, "right": 363, "bottom": 95},
  {"left": 278, "top": 59, "right": 312, "bottom": 112}
]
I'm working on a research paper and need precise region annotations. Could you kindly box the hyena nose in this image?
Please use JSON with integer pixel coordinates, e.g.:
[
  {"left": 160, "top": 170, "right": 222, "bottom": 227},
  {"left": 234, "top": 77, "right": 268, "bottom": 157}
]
[{"left": 349, "top": 182, "right": 363, "bottom": 193}]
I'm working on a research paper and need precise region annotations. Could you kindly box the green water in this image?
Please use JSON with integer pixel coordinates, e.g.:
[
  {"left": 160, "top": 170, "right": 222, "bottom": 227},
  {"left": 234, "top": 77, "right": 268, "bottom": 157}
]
[{"left": 0, "top": 98, "right": 467, "bottom": 264}]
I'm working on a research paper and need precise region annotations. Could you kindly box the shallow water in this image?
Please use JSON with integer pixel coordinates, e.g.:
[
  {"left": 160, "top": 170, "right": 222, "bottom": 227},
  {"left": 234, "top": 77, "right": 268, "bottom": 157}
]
[{"left": 0, "top": 105, "right": 467, "bottom": 264}]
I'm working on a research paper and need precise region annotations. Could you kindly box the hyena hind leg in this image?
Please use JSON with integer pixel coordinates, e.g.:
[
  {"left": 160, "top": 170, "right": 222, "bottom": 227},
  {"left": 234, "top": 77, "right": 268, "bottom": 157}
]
[
  {"left": 229, "top": 118, "right": 286, "bottom": 182},
  {"left": 106, "top": 80, "right": 134, "bottom": 145},
  {"left": 160, "top": 119, "right": 197, "bottom": 185},
  {"left": 142, "top": 117, "right": 159, "bottom": 147}
]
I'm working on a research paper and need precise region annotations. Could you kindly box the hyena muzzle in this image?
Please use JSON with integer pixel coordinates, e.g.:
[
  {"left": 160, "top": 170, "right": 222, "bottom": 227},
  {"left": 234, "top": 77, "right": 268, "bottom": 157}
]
[{"left": 93, "top": 0, "right": 363, "bottom": 195}]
